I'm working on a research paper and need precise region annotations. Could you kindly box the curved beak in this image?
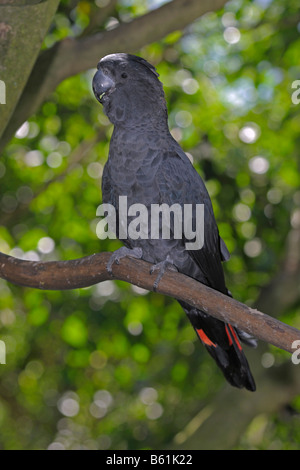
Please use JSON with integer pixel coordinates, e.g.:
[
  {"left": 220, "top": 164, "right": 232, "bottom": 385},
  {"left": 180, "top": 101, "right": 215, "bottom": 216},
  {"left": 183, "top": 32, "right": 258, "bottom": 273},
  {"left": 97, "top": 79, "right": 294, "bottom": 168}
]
[{"left": 92, "top": 69, "right": 115, "bottom": 103}]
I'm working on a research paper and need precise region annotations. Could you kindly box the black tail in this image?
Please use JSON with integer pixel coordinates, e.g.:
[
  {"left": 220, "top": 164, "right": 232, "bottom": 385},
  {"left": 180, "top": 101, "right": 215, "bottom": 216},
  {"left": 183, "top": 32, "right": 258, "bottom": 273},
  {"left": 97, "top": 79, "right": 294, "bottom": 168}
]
[{"left": 184, "top": 306, "right": 256, "bottom": 392}]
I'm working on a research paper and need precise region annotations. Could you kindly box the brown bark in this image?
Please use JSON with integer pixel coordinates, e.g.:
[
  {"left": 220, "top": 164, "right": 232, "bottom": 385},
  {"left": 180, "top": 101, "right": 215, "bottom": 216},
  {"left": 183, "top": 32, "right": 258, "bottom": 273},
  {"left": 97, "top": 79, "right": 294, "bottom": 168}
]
[{"left": 0, "top": 250, "right": 299, "bottom": 354}]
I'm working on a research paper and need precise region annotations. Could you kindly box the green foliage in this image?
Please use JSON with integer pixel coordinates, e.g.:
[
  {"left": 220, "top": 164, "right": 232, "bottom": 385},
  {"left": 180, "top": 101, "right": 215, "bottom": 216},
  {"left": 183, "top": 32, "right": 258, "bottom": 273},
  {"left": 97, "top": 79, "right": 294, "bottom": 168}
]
[{"left": 0, "top": 0, "right": 300, "bottom": 450}]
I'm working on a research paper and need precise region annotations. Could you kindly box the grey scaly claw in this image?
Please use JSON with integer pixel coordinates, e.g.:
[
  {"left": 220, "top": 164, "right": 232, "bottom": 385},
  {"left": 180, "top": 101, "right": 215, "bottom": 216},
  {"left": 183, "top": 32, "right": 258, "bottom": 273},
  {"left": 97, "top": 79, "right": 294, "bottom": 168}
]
[
  {"left": 150, "top": 255, "right": 177, "bottom": 290},
  {"left": 107, "top": 246, "right": 143, "bottom": 274}
]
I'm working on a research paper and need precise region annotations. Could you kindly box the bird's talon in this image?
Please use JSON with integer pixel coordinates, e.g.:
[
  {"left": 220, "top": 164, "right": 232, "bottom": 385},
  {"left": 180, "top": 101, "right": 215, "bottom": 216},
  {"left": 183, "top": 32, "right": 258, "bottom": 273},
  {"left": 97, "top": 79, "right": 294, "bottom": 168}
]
[
  {"left": 150, "top": 256, "right": 176, "bottom": 290},
  {"left": 106, "top": 247, "right": 143, "bottom": 274},
  {"left": 149, "top": 265, "right": 156, "bottom": 275}
]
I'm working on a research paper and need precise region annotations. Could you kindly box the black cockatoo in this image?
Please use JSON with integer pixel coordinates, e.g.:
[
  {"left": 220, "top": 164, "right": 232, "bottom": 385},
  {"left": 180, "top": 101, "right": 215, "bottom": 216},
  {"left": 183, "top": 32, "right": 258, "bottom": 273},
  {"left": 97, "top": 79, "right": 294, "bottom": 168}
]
[{"left": 92, "top": 53, "right": 256, "bottom": 391}]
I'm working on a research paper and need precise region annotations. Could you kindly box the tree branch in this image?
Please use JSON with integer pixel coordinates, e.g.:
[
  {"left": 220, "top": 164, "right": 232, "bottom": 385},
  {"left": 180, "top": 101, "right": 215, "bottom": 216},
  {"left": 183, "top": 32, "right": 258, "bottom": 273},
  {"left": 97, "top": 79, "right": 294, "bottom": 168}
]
[
  {"left": 171, "top": 225, "right": 300, "bottom": 450},
  {"left": 79, "top": 0, "right": 119, "bottom": 38},
  {"left": 172, "top": 356, "right": 300, "bottom": 450},
  {"left": 0, "top": 0, "right": 228, "bottom": 151},
  {"left": 0, "top": 250, "right": 299, "bottom": 354}
]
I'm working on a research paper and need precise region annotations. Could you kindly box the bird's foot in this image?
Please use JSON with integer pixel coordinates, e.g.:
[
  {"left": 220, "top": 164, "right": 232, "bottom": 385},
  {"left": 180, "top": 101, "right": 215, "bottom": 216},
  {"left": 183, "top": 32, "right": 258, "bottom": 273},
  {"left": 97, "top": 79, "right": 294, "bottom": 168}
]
[
  {"left": 150, "top": 255, "right": 177, "bottom": 291},
  {"left": 107, "top": 247, "right": 143, "bottom": 274}
]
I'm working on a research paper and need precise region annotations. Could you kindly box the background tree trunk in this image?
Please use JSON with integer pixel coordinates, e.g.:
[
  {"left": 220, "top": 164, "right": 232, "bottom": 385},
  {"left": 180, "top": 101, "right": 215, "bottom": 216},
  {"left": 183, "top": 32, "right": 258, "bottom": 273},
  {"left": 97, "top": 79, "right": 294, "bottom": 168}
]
[
  {"left": 170, "top": 227, "right": 300, "bottom": 449},
  {"left": 0, "top": 0, "right": 60, "bottom": 141},
  {"left": 0, "top": 0, "right": 227, "bottom": 152}
]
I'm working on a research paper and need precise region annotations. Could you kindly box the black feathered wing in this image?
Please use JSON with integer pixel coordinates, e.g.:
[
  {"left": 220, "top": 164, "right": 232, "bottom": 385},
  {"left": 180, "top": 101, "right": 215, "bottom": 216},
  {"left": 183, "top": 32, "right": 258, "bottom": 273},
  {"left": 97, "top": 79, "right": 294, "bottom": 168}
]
[
  {"left": 156, "top": 148, "right": 256, "bottom": 392},
  {"left": 156, "top": 147, "right": 229, "bottom": 292}
]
